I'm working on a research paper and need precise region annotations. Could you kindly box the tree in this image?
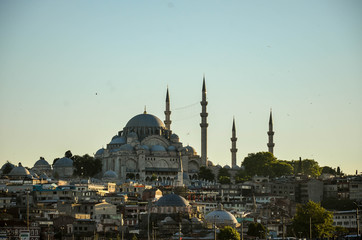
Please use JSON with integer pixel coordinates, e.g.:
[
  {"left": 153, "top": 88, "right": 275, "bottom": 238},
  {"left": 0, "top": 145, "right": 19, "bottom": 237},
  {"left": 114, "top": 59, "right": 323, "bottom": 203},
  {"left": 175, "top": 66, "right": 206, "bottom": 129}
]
[
  {"left": 2, "top": 161, "right": 14, "bottom": 175},
  {"left": 321, "top": 198, "right": 356, "bottom": 211},
  {"left": 292, "top": 201, "right": 334, "bottom": 238},
  {"left": 198, "top": 166, "right": 215, "bottom": 181},
  {"left": 73, "top": 154, "right": 102, "bottom": 178},
  {"left": 217, "top": 226, "right": 240, "bottom": 240},
  {"left": 65, "top": 150, "right": 73, "bottom": 159},
  {"left": 151, "top": 173, "right": 157, "bottom": 181},
  {"left": 219, "top": 176, "right": 231, "bottom": 184},
  {"left": 290, "top": 159, "right": 321, "bottom": 177},
  {"left": 271, "top": 161, "right": 294, "bottom": 177},
  {"left": 234, "top": 169, "right": 250, "bottom": 183},
  {"left": 247, "top": 222, "right": 267, "bottom": 238},
  {"left": 321, "top": 166, "right": 337, "bottom": 175},
  {"left": 242, "top": 152, "right": 293, "bottom": 178},
  {"left": 217, "top": 167, "right": 230, "bottom": 183}
]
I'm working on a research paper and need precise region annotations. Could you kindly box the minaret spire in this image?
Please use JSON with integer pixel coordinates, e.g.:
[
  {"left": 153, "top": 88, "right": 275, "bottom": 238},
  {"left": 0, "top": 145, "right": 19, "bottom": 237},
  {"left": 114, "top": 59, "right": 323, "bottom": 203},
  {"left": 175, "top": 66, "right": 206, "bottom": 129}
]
[
  {"left": 267, "top": 109, "right": 275, "bottom": 155},
  {"left": 164, "top": 87, "right": 171, "bottom": 130},
  {"left": 231, "top": 117, "right": 238, "bottom": 168},
  {"left": 200, "top": 75, "right": 208, "bottom": 166}
]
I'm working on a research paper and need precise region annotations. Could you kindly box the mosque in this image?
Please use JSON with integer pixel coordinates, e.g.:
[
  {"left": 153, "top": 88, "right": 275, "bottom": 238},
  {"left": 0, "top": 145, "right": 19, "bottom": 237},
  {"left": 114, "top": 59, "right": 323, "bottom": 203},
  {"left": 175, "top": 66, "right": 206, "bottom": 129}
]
[
  {"left": 94, "top": 78, "right": 210, "bottom": 183},
  {"left": 94, "top": 77, "right": 276, "bottom": 183}
]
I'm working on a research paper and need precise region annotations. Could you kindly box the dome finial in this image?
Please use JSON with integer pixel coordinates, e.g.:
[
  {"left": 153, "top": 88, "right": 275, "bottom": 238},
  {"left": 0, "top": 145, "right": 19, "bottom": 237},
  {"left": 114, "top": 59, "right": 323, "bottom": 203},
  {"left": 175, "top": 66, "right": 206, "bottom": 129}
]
[{"left": 144, "top": 105, "right": 147, "bottom": 114}]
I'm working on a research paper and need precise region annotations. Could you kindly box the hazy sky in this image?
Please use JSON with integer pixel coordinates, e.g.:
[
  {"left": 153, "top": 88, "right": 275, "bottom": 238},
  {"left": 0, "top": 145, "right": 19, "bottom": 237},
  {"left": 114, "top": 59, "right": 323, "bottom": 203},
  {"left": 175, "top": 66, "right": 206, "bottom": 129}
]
[{"left": 1, "top": 1, "right": 361, "bottom": 174}]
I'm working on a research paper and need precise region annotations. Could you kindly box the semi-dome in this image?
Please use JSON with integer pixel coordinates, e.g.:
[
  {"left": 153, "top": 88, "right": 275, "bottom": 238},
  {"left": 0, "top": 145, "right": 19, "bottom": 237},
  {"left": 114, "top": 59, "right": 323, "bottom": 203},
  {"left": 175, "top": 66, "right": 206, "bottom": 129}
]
[
  {"left": 34, "top": 157, "right": 50, "bottom": 167},
  {"left": 119, "top": 144, "right": 133, "bottom": 151},
  {"left": 126, "top": 113, "right": 165, "bottom": 128},
  {"left": 224, "top": 165, "right": 231, "bottom": 169},
  {"left": 205, "top": 205, "right": 238, "bottom": 228},
  {"left": 110, "top": 136, "right": 126, "bottom": 144},
  {"left": 54, "top": 157, "right": 73, "bottom": 167},
  {"left": 151, "top": 145, "right": 166, "bottom": 152},
  {"left": 155, "top": 193, "right": 189, "bottom": 207},
  {"left": 96, "top": 148, "right": 105, "bottom": 155},
  {"left": 103, "top": 170, "right": 118, "bottom": 179}
]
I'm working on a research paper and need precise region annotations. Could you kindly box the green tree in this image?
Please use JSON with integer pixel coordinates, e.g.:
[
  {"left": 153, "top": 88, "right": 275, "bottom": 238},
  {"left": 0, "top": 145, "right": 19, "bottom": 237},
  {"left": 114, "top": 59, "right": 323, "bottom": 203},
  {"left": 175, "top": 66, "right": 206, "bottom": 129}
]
[
  {"left": 217, "top": 226, "right": 240, "bottom": 240},
  {"left": 321, "top": 198, "right": 356, "bottom": 211},
  {"left": 271, "top": 161, "right": 294, "bottom": 177},
  {"left": 2, "top": 161, "right": 14, "bottom": 175},
  {"left": 292, "top": 201, "right": 335, "bottom": 238},
  {"left": 198, "top": 166, "right": 215, "bottom": 181},
  {"left": 247, "top": 222, "right": 267, "bottom": 238},
  {"left": 234, "top": 169, "right": 250, "bottom": 183},
  {"left": 65, "top": 150, "right": 73, "bottom": 159},
  {"left": 217, "top": 167, "right": 230, "bottom": 183},
  {"left": 151, "top": 173, "right": 157, "bottom": 181},
  {"left": 131, "top": 234, "right": 138, "bottom": 240},
  {"left": 242, "top": 152, "right": 293, "bottom": 177},
  {"left": 219, "top": 176, "right": 231, "bottom": 184},
  {"left": 291, "top": 159, "right": 321, "bottom": 177},
  {"left": 73, "top": 154, "right": 102, "bottom": 178},
  {"left": 321, "top": 166, "right": 337, "bottom": 175}
]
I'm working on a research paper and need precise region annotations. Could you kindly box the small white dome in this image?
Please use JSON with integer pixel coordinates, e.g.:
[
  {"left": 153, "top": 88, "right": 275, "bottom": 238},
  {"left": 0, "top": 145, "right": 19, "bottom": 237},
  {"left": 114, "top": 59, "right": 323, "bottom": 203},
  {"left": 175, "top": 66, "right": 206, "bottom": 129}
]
[
  {"left": 205, "top": 208, "right": 238, "bottom": 228},
  {"left": 54, "top": 157, "right": 73, "bottom": 167}
]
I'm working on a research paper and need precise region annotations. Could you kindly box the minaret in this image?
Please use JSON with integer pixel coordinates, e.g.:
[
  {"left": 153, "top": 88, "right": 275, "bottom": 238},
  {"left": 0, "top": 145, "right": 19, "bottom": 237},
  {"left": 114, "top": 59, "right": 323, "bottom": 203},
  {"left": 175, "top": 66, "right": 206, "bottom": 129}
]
[
  {"left": 267, "top": 109, "right": 275, "bottom": 155},
  {"left": 230, "top": 117, "right": 238, "bottom": 168},
  {"left": 200, "top": 76, "right": 208, "bottom": 166},
  {"left": 164, "top": 87, "right": 171, "bottom": 130}
]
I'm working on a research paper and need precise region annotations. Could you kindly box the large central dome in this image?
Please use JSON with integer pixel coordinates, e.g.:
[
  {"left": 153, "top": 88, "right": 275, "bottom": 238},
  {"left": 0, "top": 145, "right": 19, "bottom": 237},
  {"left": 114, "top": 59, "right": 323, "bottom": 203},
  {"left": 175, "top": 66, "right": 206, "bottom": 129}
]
[{"left": 126, "top": 113, "right": 165, "bottom": 128}]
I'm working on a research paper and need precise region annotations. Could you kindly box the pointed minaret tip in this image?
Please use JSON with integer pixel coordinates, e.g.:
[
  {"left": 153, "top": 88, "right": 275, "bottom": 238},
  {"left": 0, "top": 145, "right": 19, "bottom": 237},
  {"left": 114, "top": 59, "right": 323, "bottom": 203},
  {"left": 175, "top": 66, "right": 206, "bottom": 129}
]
[
  {"left": 232, "top": 117, "right": 236, "bottom": 131},
  {"left": 269, "top": 108, "right": 273, "bottom": 124},
  {"left": 144, "top": 106, "right": 147, "bottom": 114},
  {"left": 166, "top": 87, "right": 170, "bottom": 102},
  {"left": 202, "top": 75, "right": 206, "bottom": 92}
]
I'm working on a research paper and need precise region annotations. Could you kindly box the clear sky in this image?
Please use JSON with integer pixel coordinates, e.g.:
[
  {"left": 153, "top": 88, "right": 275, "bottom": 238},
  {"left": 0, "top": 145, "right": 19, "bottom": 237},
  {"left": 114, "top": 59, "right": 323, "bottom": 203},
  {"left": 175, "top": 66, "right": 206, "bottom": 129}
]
[{"left": 1, "top": 0, "right": 361, "bottom": 174}]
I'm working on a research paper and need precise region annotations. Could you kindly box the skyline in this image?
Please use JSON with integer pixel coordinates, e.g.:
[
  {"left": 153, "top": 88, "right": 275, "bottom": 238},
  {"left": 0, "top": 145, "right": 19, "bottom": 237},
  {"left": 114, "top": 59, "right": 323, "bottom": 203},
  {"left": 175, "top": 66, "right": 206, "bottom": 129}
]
[{"left": 0, "top": 1, "right": 361, "bottom": 174}]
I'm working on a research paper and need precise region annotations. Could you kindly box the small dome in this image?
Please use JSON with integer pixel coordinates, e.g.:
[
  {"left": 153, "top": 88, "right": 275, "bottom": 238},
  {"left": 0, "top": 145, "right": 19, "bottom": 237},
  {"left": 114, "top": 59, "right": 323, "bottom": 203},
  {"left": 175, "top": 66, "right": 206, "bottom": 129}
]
[
  {"left": 186, "top": 145, "right": 196, "bottom": 155},
  {"left": 103, "top": 170, "right": 118, "bottom": 179},
  {"left": 126, "top": 113, "right": 165, "bottom": 128},
  {"left": 34, "top": 157, "right": 50, "bottom": 167},
  {"left": 207, "top": 161, "right": 214, "bottom": 166},
  {"left": 1, "top": 162, "right": 15, "bottom": 171},
  {"left": 119, "top": 144, "right": 133, "bottom": 151},
  {"left": 232, "top": 165, "right": 240, "bottom": 169},
  {"left": 110, "top": 136, "right": 126, "bottom": 145},
  {"left": 8, "top": 163, "right": 31, "bottom": 177},
  {"left": 156, "top": 193, "right": 189, "bottom": 207},
  {"left": 167, "top": 146, "right": 176, "bottom": 151},
  {"left": 224, "top": 165, "right": 231, "bottom": 169},
  {"left": 151, "top": 145, "right": 166, "bottom": 152},
  {"left": 170, "top": 134, "right": 179, "bottom": 143},
  {"left": 54, "top": 157, "right": 73, "bottom": 167},
  {"left": 216, "top": 164, "right": 222, "bottom": 168},
  {"left": 205, "top": 208, "right": 238, "bottom": 227},
  {"left": 95, "top": 148, "right": 105, "bottom": 155}
]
